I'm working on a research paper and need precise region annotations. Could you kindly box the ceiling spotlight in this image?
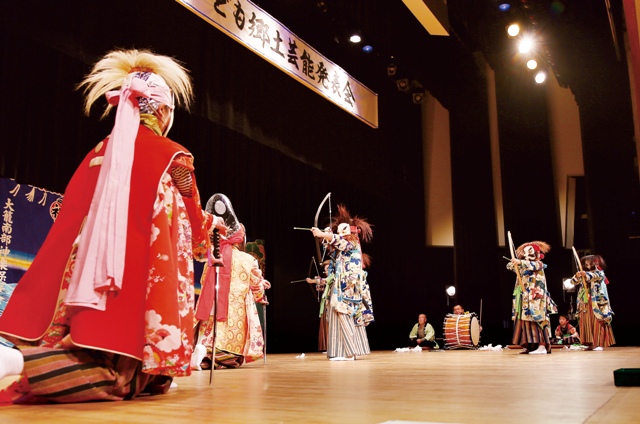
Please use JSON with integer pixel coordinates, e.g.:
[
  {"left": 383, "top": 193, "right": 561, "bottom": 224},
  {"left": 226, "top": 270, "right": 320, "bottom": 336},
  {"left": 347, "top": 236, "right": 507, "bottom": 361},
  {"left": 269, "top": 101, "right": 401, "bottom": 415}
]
[
  {"left": 518, "top": 38, "right": 534, "bottom": 53},
  {"left": 507, "top": 23, "right": 520, "bottom": 37},
  {"left": 387, "top": 63, "right": 397, "bottom": 76},
  {"left": 535, "top": 71, "right": 547, "bottom": 84},
  {"left": 446, "top": 285, "right": 456, "bottom": 297},
  {"left": 316, "top": 1, "right": 328, "bottom": 12},
  {"left": 396, "top": 78, "right": 410, "bottom": 92},
  {"left": 349, "top": 34, "right": 362, "bottom": 43},
  {"left": 362, "top": 45, "right": 373, "bottom": 53},
  {"left": 412, "top": 91, "right": 424, "bottom": 104},
  {"left": 498, "top": 3, "right": 511, "bottom": 11},
  {"left": 526, "top": 59, "right": 538, "bottom": 69}
]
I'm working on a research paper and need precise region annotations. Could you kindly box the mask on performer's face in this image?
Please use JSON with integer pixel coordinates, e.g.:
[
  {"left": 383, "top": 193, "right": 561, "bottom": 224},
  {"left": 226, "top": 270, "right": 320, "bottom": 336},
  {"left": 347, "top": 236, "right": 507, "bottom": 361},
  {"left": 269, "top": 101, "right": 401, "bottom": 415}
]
[
  {"left": 522, "top": 245, "right": 537, "bottom": 261},
  {"left": 584, "top": 259, "right": 595, "bottom": 271},
  {"left": 337, "top": 223, "right": 351, "bottom": 236}
]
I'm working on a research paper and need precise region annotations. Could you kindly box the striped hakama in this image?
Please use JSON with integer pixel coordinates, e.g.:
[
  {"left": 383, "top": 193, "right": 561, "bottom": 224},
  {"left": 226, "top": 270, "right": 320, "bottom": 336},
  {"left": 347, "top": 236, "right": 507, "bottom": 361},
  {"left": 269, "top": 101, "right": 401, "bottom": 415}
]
[
  {"left": 512, "top": 319, "right": 551, "bottom": 352},
  {"left": 1, "top": 346, "right": 171, "bottom": 404},
  {"left": 578, "top": 309, "right": 615, "bottom": 348},
  {"left": 327, "top": 308, "right": 370, "bottom": 359}
]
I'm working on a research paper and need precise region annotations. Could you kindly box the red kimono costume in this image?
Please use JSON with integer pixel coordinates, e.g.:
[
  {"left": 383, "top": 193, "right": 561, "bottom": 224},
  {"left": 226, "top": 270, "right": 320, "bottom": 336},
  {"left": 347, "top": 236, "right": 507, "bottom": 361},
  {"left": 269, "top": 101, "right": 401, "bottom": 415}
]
[{"left": 0, "top": 125, "right": 212, "bottom": 403}]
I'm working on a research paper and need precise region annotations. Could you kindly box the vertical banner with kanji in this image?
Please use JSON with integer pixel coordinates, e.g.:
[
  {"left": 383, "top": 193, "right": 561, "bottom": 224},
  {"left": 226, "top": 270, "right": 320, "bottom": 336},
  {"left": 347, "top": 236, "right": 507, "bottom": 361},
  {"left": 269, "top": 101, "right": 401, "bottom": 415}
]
[{"left": 0, "top": 178, "right": 62, "bottom": 286}]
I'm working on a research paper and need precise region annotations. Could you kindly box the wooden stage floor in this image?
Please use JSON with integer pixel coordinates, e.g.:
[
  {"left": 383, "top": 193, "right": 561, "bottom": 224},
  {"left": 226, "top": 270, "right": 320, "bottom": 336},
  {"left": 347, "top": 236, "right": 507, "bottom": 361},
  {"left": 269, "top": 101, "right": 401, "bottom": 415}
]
[{"left": 2, "top": 347, "right": 640, "bottom": 423}]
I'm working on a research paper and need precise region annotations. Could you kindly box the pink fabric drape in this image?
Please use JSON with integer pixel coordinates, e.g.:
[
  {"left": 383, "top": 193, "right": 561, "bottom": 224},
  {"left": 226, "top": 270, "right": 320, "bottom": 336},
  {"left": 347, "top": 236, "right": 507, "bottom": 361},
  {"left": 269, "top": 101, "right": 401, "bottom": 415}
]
[
  {"left": 65, "top": 75, "right": 172, "bottom": 311},
  {"left": 195, "top": 229, "right": 246, "bottom": 321}
]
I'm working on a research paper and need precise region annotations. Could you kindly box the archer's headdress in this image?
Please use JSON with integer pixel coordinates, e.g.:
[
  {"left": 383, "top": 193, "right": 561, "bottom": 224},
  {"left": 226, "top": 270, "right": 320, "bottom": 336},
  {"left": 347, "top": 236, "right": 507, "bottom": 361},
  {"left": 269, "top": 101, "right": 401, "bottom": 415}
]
[
  {"left": 331, "top": 204, "right": 373, "bottom": 243},
  {"left": 516, "top": 241, "right": 550, "bottom": 260},
  {"left": 331, "top": 204, "right": 373, "bottom": 267}
]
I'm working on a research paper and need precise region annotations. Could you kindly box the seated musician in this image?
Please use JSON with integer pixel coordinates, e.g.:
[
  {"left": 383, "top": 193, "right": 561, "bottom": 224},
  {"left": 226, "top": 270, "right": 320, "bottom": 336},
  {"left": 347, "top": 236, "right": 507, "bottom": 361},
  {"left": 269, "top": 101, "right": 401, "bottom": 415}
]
[
  {"left": 452, "top": 304, "right": 482, "bottom": 332},
  {"left": 409, "top": 314, "right": 438, "bottom": 349}
]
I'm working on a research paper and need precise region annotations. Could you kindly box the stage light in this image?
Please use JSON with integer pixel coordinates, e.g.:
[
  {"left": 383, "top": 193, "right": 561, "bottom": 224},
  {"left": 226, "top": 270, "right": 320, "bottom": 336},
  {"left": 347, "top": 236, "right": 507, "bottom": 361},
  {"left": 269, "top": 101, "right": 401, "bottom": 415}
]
[
  {"left": 387, "top": 63, "right": 397, "bottom": 76},
  {"left": 396, "top": 78, "right": 410, "bottom": 92},
  {"left": 316, "top": 1, "right": 328, "bottom": 13},
  {"left": 446, "top": 285, "right": 456, "bottom": 297},
  {"left": 498, "top": 3, "right": 511, "bottom": 12},
  {"left": 412, "top": 91, "right": 424, "bottom": 104},
  {"left": 349, "top": 34, "right": 361, "bottom": 43},
  {"left": 362, "top": 45, "right": 373, "bottom": 53},
  {"left": 518, "top": 38, "right": 533, "bottom": 53},
  {"left": 526, "top": 59, "right": 538, "bottom": 70},
  {"left": 507, "top": 23, "right": 520, "bottom": 37},
  {"left": 535, "top": 71, "right": 547, "bottom": 84}
]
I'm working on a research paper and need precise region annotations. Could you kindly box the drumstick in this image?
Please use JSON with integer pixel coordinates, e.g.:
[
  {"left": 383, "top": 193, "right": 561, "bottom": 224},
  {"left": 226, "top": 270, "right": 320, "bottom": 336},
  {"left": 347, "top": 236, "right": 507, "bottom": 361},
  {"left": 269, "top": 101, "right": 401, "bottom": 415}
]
[{"left": 479, "top": 299, "right": 483, "bottom": 324}]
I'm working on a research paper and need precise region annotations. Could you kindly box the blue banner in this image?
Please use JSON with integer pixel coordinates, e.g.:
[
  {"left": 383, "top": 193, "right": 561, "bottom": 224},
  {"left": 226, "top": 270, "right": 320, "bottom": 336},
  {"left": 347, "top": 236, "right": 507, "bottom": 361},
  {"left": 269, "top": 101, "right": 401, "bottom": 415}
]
[{"left": 0, "top": 178, "right": 62, "bottom": 346}]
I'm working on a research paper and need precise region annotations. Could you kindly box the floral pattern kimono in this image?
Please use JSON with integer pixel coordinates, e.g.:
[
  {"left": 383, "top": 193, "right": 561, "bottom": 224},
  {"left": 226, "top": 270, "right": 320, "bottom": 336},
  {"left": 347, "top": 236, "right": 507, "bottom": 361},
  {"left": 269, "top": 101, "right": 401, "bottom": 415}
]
[
  {"left": 196, "top": 248, "right": 267, "bottom": 368},
  {"left": 508, "top": 260, "right": 557, "bottom": 326},
  {"left": 28, "top": 164, "right": 211, "bottom": 377},
  {"left": 0, "top": 127, "right": 213, "bottom": 381}
]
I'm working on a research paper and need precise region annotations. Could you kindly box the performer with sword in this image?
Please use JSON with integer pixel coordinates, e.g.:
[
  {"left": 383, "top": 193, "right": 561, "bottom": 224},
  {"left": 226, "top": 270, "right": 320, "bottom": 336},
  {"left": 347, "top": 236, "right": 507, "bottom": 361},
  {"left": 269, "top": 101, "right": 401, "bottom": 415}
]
[{"left": 193, "top": 194, "right": 270, "bottom": 376}]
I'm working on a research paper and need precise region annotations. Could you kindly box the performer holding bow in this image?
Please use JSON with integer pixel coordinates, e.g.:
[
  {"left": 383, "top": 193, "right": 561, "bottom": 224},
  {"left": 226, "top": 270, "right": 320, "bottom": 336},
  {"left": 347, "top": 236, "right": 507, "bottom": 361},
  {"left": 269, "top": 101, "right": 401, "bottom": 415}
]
[
  {"left": 568, "top": 254, "right": 615, "bottom": 350},
  {"left": 310, "top": 204, "right": 373, "bottom": 361},
  {"left": 507, "top": 240, "right": 558, "bottom": 354}
]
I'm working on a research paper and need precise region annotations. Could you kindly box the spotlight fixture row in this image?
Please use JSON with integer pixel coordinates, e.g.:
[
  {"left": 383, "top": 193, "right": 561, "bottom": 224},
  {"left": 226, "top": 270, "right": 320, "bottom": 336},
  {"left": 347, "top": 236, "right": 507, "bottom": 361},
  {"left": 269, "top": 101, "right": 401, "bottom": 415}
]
[{"left": 505, "top": 21, "right": 548, "bottom": 84}]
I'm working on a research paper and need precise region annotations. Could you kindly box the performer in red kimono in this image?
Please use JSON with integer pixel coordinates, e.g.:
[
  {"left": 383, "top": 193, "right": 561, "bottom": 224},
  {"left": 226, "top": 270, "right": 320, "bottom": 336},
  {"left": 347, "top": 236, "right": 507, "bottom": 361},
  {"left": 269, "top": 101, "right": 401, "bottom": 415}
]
[{"left": 0, "top": 49, "right": 224, "bottom": 403}]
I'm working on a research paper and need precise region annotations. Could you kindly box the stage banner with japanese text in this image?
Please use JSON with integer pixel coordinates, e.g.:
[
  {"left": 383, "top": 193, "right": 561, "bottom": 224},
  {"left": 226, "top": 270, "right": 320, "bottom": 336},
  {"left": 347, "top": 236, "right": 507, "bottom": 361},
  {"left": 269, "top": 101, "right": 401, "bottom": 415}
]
[
  {"left": 0, "top": 178, "right": 62, "bottom": 346},
  {"left": 0, "top": 178, "right": 62, "bottom": 286},
  {"left": 176, "top": 0, "right": 379, "bottom": 128}
]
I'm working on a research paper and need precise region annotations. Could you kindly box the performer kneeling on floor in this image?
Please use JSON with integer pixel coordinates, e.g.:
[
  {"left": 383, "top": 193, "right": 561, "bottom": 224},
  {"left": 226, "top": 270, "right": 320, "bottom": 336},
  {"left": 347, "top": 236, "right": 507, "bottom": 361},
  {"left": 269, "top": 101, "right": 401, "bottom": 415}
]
[{"left": 0, "top": 49, "right": 226, "bottom": 404}]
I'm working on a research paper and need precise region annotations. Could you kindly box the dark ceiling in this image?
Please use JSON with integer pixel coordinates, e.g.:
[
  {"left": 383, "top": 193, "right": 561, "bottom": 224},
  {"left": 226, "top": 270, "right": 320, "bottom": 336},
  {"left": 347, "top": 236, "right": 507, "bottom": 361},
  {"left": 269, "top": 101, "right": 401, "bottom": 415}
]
[{"left": 253, "top": 0, "right": 624, "bottom": 104}]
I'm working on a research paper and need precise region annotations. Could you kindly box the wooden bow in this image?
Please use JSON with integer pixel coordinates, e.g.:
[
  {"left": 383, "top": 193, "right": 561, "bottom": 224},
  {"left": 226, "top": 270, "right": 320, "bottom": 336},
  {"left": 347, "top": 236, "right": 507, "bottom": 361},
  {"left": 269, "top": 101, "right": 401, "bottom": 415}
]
[
  {"left": 508, "top": 231, "right": 525, "bottom": 292},
  {"left": 571, "top": 246, "right": 588, "bottom": 293},
  {"left": 313, "top": 192, "right": 332, "bottom": 266},
  {"left": 291, "top": 192, "right": 331, "bottom": 302}
]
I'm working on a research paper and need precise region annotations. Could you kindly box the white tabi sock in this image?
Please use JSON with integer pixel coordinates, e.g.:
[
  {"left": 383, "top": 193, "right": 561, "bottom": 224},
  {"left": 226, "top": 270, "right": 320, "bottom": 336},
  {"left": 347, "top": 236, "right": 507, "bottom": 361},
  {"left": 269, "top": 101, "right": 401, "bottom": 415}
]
[
  {"left": 329, "top": 356, "right": 355, "bottom": 361},
  {"left": 0, "top": 345, "right": 24, "bottom": 380},
  {"left": 191, "top": 344, "right": 207, "bottom": 371},
  {"left": 528, "top": 345, "right": 547, "bottom": 355}
]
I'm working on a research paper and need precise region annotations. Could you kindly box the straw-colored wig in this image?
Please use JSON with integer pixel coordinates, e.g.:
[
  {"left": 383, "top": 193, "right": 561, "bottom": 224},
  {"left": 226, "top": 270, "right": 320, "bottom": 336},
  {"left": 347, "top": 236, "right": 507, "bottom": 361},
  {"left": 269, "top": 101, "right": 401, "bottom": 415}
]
[{"left": 78, "top": 48, "right": 194, "bottom": 119}]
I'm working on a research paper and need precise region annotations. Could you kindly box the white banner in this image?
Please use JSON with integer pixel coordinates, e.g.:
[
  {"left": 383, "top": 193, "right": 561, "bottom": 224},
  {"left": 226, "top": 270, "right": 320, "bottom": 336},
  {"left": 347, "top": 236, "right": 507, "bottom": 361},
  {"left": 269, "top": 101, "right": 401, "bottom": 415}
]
[{"left": 177, "top": 0, "right": 379, "bottom": 128}]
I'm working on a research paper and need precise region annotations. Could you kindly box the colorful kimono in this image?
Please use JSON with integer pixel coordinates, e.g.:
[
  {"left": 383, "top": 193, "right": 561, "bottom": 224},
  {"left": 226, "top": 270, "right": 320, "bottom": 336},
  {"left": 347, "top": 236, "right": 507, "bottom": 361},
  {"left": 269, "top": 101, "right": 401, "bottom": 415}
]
[
  {"left": 322, "top": 233, "right": 373, "bottom": 359},
  {"left": 196, "top": 248, "right": 267, "bottom": 368},
  {"left": 570, "top": 270, "right": 615, "bottom": 347},
  {"left": 0, "top": 125, "right": 213, "bottom": 403},
  {"left": 508, "top": 260, "right": 558, "bottom": 350}
]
